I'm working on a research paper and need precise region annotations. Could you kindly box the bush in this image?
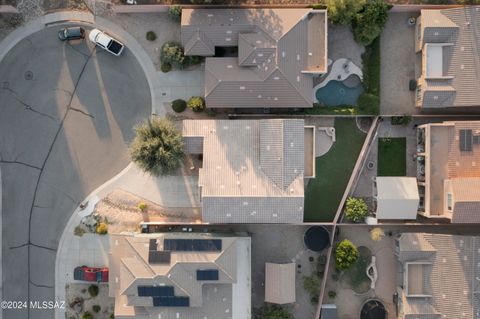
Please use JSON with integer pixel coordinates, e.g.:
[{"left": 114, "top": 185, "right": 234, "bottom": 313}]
[
  {"left": 353, "top": 0, "right": 389, "bottom": 46},
  {"left": 206, "top": 108, "right": 217, "bottom": 117},
  {"left": 187, "top": 96, "right": 205, "bottom": 112},
  {"left": 160, "top": 42, "right": 187, "bottom": 69},
  {"left": 168, "top": 5, "right": 182, "bottom": 21},
  {"left": 457, "top": 0, "right": 480, "bottom": 3},
  {"left": 303, "top": 275, "right": 320, "bottom": 304},
  {"left": 171, "top": 99, "right": 187, "bottom": 113},
  {"left": 358, "top": 93, "right": 379, "bottom": 115},
  {"left": 188, "top": 55, "right": 204, "bottom": 66},
  {"left": 190, "top": 0, "right": 212, "bottom": 3},
  {"left": 92, "top": 305, "right": 101, "bottom": 313},
  {"left": 259, "top": 304, "right": 293, "bottom": 319},
  {"left": 391, "top": 115, "right": 412, "bottom": 126},
  {"left": 88, "top": 285, "right": 99, "bottom": 298},
  {"left": 311, "top": 3, "right": 327, "bottom": 9},
  {"left": 328, "top": 290, "right": 337, "bottom": 299},
  {"left": 327, "top": 0, "right": 365, "bottom": 25},
  {"left": 345, "top": 197, "right": 368, "bottom": 223},
  {"left": 146, "top": 31, "right": 157, "bottom": 41},
  {"left": 161, "top": 62, "right": 172, "bottom": 73},
  {"left": 95, "top": 222, "right": 108, "bottom": 235},
  {"left": 81, "top": 312, "right": 93, "bottom": 319},
  {"left": 362, "top": 37, "right": 381, "bottom": 96},
  {"left": 130, "top": 117, "right": 184, "bottom": 176},
  {"left": 138, "top": 202, "right": 148, "bottom": 212},
  {"left": 335, "top": 239, "right": 359, "bottom": 271},
  {"left": 74, "top": 225, "right": 85, "bottom": 237}
]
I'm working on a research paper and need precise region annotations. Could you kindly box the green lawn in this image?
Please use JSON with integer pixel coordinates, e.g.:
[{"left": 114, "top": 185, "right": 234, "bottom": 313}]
[
  {"left": 377, "top": 137, "right": 407, "bottom": 176},
  {"left": 304, "top": 118, "right": 367, "bottom": 222}
]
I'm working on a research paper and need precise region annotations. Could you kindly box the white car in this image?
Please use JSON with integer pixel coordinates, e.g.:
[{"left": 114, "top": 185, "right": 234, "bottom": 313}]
[{"left": 88, "top": 29, "right": 124, "bottom": 56}]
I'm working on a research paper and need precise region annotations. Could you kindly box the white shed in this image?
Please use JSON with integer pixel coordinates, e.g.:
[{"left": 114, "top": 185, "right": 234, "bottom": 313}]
[{"left": 375, "top": 177, "right": 419, "bottom": 220}]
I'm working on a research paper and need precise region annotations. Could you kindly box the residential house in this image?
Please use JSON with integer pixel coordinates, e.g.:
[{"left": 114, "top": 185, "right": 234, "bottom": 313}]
[
  {"left": 181, "top": 8, "right": 327, "bottom": 108},
  {"left": 109, "top": 232, "right": 251, "bottom": 319},
  {"left": 182, "top": 119, "right": 315, "bottom": 223},
  {"left": 417, "top": 121, "right": 480, "bottom": 222},
  {"left": 415, "top": 7, "right": 480, "bottom": 108},
  {"left": 396, "top": 232, "right": 480, "bottom": 319}
]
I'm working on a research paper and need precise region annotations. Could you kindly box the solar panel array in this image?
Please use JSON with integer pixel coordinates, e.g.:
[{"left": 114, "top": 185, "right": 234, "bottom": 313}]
[
  {"left": 196, "top": 269, "right": 219, "bottom": 281},
  {"left": 137, "top": 286, "right": 174, "bottom": 297},
  {"left": 163, "top": 239, "right": 222, "bottom": 252},
  {"left": 148, "top": 250, "right": 171, "bottom": 264},
  {"left": 153, "top": 296, "right": 190, "bottom": 307},
  {"left": 460, "top": 129, "right": 473, "bottom": 152}
]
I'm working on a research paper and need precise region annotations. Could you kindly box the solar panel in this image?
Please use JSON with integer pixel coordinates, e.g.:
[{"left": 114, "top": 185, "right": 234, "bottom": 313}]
[
  {"left": 196, "top": 269, "right": 219, "bottom": 281},
  {"left": 460, "top": 129, "right": 473, "bottom": 152},
  {"left": 164, "top": 239, "right": 222, "bottom": 252},
  {"left": 149, "top": 239, "right": 157, "bottom": 251},
  {"left": 138, "top": 286, "right": 174, "bottom": 297},
  {"left": 153, "top": 296, "right": 190, "bottom": 307},
  {"left": 148, "top": 251, "right": 171, "bottom": 264}
]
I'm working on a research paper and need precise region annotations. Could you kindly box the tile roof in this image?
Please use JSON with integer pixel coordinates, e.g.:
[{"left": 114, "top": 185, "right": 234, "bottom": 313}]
[
  {"left": 418, "top": 7, "right": 480, "bottom": 108},
  {"left": 182, "top": 119, "right": 306, "bottom": 223},
  {"left": 109, "top": 233, "right": 249, "bottom": 319},
  {"left": 398, "top": 233, "right": 480, "bottom": 319},
  {"left": 181, "top": 8, "right": 327, "bottom": 108}
]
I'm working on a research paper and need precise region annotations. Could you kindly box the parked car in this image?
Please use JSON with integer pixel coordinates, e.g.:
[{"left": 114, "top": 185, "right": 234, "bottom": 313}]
[
  {"left": 88, "top": 29, "right": 124, "bottom": 56},
  {"left": 74, "top": 266, "right": 109, "bottom": 282},
  {"left": 58, "top": 27, "right": 85, "bottom": 41}
]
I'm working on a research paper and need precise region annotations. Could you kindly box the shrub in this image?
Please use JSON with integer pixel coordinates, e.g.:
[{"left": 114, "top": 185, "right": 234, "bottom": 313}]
[
  {"left": 168, "top": 5, "right": 182, "bottom": 21},
  {"left": 171, "top": 99, "right": 187, "bottom": 113},
  {"left": 345, "top": 197, "right": 368, "bottom": 223},
  {"left": 362, "top": 37, "right": 381, "bottom": 96},
  {"left": 109, "top": 314, "right": 114, "bottom": 319},
  {"left": 129, "top": 117, "right": 184, "bottom": 176},
  {"left": 259, "top": 304, "right": 293, "bottom": 319},
  {"left": 95, "top": 222, "right": 108, "bottom": 235},
  {"left": 335, "top": 239, "right": 359, "bottom": 271},
  {"left": 353, "top": 0, "right": 389, "bottom": 46},
  {"left": 146, "top": 31, "right": 157, "bottom": 41},
  {"left": 160, "top": 42, "right": 187, "bottom": 69},
  {"left": 457, "top": 0, "right": 480, "bottom": 3},
  {"left": 188, "top": 55, "right": 204, "bottom": 65},
  {"left": 206, "top": 108, "right": 217, "bottom": 117},
  {"left": 370, "top": 227, "right": 385, "bottom": 241},
  {"left": 92, "top": 305, "right": 101, "bottom": 313},
  {"left": 138, "top": 202, "right": 148, "bottom": 212},
  {"left": 391, "top": 115, "right": 412, "bottom": 126},
  {"left": 190, "top": 0, "right": 213, "bottom": 3},
  {"left": 161, "top": 62, "right": 172, "bottom": 73},
  {"left": 311, "top": 3, "right": 327, "bottom": 9},
  {"left": 328, "top": 290, "right": 337, "bottom": 299},
  {"left": 81, "top": 312, "right": 93, "bottom": 319},
  {"left": 358, "top": 93, "right": 379, "bottom": 115},
  {"left": 88, "top": 285, "right": 99, "bottom": 298},
  {"left": 327, "top": 0, "right": 365, "bottom": 25},
  {"left": 303, "top": 275, "right": 320, "bottom": 304},
  {"left": 187, "top": 96, "right": 205, "bottom": 112},
  {"left": 74, "top": 225, "right": 85, "bottom": 237}
]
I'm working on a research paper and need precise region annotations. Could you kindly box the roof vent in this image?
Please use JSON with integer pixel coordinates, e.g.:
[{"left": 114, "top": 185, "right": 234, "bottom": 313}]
[
  {"left": 226, "top": 213, "right": 231, "bottom": 217},
  {"left": 308, "top": 52, "right": 312, "bottom": 56},
  {"left": 433, "top": 96, "right": 438, "bottom": 100},
  {"left": 251, "top": 211, "right": 256, "bottom": 216},
  {"left": 240, "top": 86, "right": 246, "bottom": 90},
  {"left": 243, "top": 201, "right": 248, "bottom": 206},
  {"left": 220, "top": 185, "right": 225, "bottom": 189},
  {"left": 223, "top": 125, "right": 228, "bottom": 130},
  {"left": 434, "top": 32, "right": 439, "bottom": 36},
  {"left": 290, "top": 142, "right": 294, "bottom": 147},
  {"left": 227, "top": 65, "right": 233, "bottom": 69},
  {"left": 296, "top": 54, "right": 300, "bottom": 60},
  {"left": 282, "top": 51, "right": 285, "bottom": 58},
  {"left": 273, "top": 76, "right": 280, "bottom": 80},
  {"left": 258, "top": 53, "right": 264, "bottom": 57},
  {"left": 226, "top": 30, "right": 232, "bottom": 34},
  {"left": 246, "top": 125, "right": 251, "bottom": 129},
  {"left": 461, "top": 46, "right": 465, "bottom": 51},
  {"left": 257, "top": 95, "right": 262, "bottom": 98},
  {"left": 461, "top": 64, "right": 464, "bottom": 70},
  {"left": 273, "top": 213, "right": 278, "bottom": 217},
  {"left": 226, "top": 38, "right": 231, "bottom": 42},
  {"left": 297, "top": 76, "right": 300, "bottom": 82}
]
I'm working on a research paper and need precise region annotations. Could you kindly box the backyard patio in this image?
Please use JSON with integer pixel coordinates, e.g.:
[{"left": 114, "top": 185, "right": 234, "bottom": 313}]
[{"left": 323, "top": 226, "right": 397, "bottom": 319}]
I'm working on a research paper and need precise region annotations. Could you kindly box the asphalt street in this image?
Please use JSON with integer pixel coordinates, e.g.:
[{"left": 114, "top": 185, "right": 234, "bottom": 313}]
[{"left": 0, "top": 24, "right": 151, "bottom": 318}]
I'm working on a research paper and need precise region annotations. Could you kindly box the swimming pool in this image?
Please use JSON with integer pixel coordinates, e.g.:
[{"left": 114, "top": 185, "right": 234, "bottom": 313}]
[{"left": 315, "top": 79, "right": 364, "bottom": 107}]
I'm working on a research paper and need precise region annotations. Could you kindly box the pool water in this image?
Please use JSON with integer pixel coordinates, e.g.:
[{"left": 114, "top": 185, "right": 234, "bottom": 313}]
[{"left": 315, "top": 80, "right": 364, "bottom": 107}]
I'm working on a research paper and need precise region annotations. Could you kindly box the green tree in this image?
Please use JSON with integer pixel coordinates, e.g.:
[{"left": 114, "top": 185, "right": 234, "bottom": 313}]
[
  {"left": 344, "top": 197, "right": 368, "bottom": 222},
  {"left": 259, "top": 304, "right": 293, "bottom": 319},
  {"left": 303, "top": 274, "right": 320, "bottom": 304},
  {"left": 171, "top": 99, "right": 187, "bottom": 113},
  {"left": 353, "top": 0, "right": 389, "bottom": 45},
  {"left": 81, "top": 312, "right": 93, "bottom": 319},
  {"left": 168, "top": 5, "right": 182, "bottom": 21},
  {"left": 327, "top": 0, "right": 365, "bottom": 25},
  {"left": 130, "top": 117, "right": 184, "bottom": 176},
  {"left": 88, "top": 285, "right": 99, "bottom": 297},
  {"left": 187, "top": 96, "right": 206, "bottom": 112},
  {"left": 160, "top": 42, "right": 187, "bottom": 69},
  {"left": 335, "top": 239, "right": 359, "bottom": 270}
]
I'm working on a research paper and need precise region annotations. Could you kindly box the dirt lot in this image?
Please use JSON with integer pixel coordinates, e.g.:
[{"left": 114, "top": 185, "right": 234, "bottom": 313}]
[{"left": 65, "top": 283, "right": 114, "bottom": 319}]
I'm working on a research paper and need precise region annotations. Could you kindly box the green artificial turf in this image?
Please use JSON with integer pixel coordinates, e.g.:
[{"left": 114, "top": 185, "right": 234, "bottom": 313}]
[
  {"left": 304, "top": 118, "right": 367, "bottom": 222},
  {"left": 377, "top": 137, "right": 407, "bottom": 176}
]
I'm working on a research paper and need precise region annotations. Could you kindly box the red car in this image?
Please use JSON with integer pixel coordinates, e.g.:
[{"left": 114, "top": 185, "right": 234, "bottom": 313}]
[{"left": 74, "top": 266, "right": 109, "bottom": 282}]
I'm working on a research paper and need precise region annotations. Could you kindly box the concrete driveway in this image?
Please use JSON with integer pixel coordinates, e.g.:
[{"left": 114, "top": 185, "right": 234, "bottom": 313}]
[{"left": 0, "top": 24, "right": 150, "bottom": 318}]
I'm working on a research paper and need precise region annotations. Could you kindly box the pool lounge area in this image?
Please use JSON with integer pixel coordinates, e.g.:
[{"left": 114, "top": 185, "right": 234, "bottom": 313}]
[{"left": 314, "top": 58, "right": 364, "bottom": 107}]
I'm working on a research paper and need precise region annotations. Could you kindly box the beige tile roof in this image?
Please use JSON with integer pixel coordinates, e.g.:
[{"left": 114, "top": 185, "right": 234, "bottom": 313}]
[
  {"left": 265, "top": 263, "right": 296, "bottom": 304},
  {"left": 398, "top": 233, "right": 480, "bottom": 319},
  {"left": 418, "top": 7, "right": 480, "bottom": 108},
  {"left": 181, "top": 8, "right": 327, "bottom": 108},
  {"left": 109, "top": 233, "right": 246, "bottom": 319},
  {"left": 182, "top": 119, "right": 305, "bottom": 223}
]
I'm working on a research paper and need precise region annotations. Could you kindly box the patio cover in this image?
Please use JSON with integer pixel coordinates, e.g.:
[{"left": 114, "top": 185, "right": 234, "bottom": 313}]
[
  {"left": 376, "top": 177, "right": 419, "bottom": 220},
  {"left": 265, "top": 263, "right": 296, "bottom": 304}
]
